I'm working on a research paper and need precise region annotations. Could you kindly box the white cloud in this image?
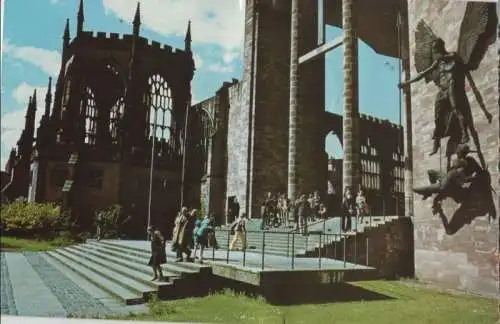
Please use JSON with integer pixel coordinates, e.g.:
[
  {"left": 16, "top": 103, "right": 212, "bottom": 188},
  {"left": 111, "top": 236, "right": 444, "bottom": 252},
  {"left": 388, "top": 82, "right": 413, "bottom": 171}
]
[
  {"left": 222, "top": 51, "right": 239, "bottom": 64},
  {"left": 206, "top": 64, "right": 234, "bottom": 73},
  {"left": 193, "top": 54, "right": 203, "bottom": 69},
  {"left": 1, "top": 106, "right": 43, "bottom": 169},
  {"left": 102, "top": 0, "right": 245, "bottom": 51},
  {"left": 3, "top": 39, "right": 61, "bottom": 78},
  {"left": 12, "top": 82, "right": 48, "bottom": 106},
  {"left": 1, "top": 82, "right": 49, "bottom": 169}
]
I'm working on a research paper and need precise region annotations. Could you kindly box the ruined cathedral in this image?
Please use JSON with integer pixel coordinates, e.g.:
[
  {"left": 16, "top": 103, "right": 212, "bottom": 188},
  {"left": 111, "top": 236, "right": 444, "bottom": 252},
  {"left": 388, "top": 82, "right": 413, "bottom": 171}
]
[{"left": 2, "top": 0, "right": 404, "bottom": 236}]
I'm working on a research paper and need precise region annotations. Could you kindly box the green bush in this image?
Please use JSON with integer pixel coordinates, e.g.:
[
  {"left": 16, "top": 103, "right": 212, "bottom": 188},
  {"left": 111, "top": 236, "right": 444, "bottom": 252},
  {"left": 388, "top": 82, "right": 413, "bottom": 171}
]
[
  {"left": 1, "top": 200, "right": 64, "bottom": 239},
  {"left": 95, "top": 204, "right": 130, "bottom": 239}
]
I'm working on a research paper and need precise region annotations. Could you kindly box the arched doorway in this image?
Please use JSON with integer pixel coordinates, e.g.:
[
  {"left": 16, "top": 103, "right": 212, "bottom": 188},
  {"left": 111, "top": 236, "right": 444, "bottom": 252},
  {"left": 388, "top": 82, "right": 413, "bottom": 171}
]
[{"left": 325, "top": 131, "right": 343, "bottom": 215}]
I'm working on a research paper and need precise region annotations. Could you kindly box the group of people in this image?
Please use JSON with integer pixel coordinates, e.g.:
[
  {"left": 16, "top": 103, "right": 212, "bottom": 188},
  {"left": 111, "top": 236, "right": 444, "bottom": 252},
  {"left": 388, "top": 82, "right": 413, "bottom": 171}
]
[
  {"left": 293, "top": 187, "right": 369, "bottom": 235},
  {"left": 143, "top": 188, "right": 369, "bottom": 281},
  {"left": 146, "top": 207, "right": 219, "bottom": 282},
  {"left": 340, "top": 187, "right": 370, "bottom": 232},
  {"left": 259, "top": 188, "right": 370, "bottom": 234},
  {"left": 260, "top": 191, "right": 328, "bottom": 229},
  {"left": 171, "top": 207, "right": 218, "bottom": 263}
]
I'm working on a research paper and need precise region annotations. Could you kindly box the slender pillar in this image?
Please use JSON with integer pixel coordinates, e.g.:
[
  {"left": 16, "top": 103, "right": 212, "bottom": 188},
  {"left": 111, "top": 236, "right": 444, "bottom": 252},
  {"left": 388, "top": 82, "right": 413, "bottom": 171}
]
[
  {"left": 288, "top": 0, "right": 299, "bottom": 202},
  {"left": 403, "top": 58, "right": 414, "bottom": 216},
  {"left": 342, "top": 0, "right": 360, "bottom": 194}
]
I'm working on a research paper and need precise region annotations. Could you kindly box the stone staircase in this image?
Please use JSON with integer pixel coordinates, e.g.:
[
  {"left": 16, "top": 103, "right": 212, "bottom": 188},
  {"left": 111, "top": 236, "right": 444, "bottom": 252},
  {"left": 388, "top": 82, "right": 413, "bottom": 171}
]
[
  {"left": 216, "top": 216, "right": 400, "bottom": 257},
  {"left": 44, "top": 240, "right": 212, "bottom": 305}
]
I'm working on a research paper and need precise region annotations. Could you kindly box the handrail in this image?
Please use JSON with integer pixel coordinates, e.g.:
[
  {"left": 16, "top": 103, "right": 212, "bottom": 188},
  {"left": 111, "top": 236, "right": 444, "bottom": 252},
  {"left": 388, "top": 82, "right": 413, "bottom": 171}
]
[{"left": 208, "top": 215, "right": 401, "bottom": 270}]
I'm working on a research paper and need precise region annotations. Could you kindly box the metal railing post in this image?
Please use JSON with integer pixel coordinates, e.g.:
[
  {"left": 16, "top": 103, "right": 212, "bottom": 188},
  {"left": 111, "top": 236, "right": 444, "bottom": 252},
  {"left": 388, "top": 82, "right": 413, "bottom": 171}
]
[
  {"left": 354, "top": 233, "right": 357, "bottom": 267},
  {"left": 366, "top": 236, "right": 369, "bottom": 266},
  {"left": 333, "top": 234, "right": 337, "bottom": 259},
  {"left": 226, "top": 230, "right": 230, "bottom": 264},
  {"left": 291, "top": 232, "right": 295, "bottom": 269},
  {"left": 261, "top": 231, "right": 266, "bottom": 270},
  {"left": 287, "top": 232, "right": 290, "bottom": 258},
  {"left": 212, "top": 230, "right": 216, "bottom": 261},
  {"left": 319, "top": 233, "right": 322, "bottom": 269},
  {"left": 243, "top": 231, "right": 247, "bottom": 267},
  {"left": 343, "top": 233, "right": 346, "bottom": 268}
]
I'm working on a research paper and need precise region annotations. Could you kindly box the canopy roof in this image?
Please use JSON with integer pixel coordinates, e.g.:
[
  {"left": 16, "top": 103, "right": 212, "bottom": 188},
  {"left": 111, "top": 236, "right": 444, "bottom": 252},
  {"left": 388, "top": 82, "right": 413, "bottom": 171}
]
[{"left": 325, "top": 0, "right": 409, "bottom": 59}]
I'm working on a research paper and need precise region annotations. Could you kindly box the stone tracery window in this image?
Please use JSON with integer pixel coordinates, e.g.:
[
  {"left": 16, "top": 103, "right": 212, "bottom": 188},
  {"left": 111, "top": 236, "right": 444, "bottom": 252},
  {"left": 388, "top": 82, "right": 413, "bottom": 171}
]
[
  {"left": 61, "top": 79, "right": 72, "bottom": 120},
  {"left": 82, "top": 87, "right": 97, "bottom": 145},
  {"left": 146, "top": 74, "right": 173, "bottom": 143},
  {"left": 109, "top": 97, "right": 124, "bottom": 143},
  {"left": 199, "top": 106, "right": 214, "bottom": 174}
]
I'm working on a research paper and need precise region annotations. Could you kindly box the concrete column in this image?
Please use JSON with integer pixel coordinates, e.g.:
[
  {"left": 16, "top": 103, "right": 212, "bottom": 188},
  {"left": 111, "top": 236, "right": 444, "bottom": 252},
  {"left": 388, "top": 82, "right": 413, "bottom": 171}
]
[
  {"left": 403, "top": 58, "right": 414, "bottom": 216},
  {"left": 342, "top": 0, "right": 360, "bottom": 194},
  {"left": 287, "top": 0, "right": 299, "bottom": 201}
]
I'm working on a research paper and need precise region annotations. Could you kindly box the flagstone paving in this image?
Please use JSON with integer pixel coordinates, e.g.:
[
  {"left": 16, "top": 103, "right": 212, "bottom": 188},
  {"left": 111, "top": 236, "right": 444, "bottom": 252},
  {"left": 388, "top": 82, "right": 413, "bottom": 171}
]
[
  {"left": 0, "top": 252, "right": 149, "bottom": 318},
  {"left": 0, "top": 253, "right": 17, "bottom": 316}
]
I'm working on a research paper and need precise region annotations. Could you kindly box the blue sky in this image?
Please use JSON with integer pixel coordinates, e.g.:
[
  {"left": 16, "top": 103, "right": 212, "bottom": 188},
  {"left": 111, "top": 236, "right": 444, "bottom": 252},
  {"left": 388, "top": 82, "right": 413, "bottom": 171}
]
[{"left": 1, "top": 0, "right": 401, "bottom": 170}]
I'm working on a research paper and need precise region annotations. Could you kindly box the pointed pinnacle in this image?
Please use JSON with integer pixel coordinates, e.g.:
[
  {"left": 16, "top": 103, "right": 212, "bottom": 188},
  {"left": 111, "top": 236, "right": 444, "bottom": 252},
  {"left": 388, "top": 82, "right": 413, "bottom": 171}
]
[{"left": 133, "top": 2, "right": 141, "bottom": 26}]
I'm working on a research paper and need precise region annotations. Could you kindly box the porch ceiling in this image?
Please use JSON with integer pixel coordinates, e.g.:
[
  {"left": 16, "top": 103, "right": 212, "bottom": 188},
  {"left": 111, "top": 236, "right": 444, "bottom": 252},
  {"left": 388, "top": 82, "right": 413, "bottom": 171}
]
[{"left": 325, "top": 0, "right": 409, "bottom": 59}]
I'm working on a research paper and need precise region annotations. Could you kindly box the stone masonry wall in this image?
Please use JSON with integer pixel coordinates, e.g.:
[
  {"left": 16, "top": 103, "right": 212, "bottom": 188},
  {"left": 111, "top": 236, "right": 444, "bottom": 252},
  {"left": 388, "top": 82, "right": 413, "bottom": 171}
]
[
  {"left": 408, "top": 0, "right": 499, "bottom": 297},
  {"left": 250, "top": 2, "right": 291, "bottom": 217},
  {"left": 306, "top": 217, "right": 415, "bottom": 279},
  {"left": 226, "top": 81, "right": 247, "bottom": 221}
]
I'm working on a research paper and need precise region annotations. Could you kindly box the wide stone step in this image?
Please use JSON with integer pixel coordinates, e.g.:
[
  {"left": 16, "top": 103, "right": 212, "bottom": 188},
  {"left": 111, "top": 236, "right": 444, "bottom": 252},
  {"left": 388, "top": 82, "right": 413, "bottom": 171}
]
[
  {"left": 52, "top": 248, "right": 160, "bottom": 300},
  {"left": 93, "top": 241, "right": 211, "bottom": 274},
  {"left": 214, "top": 234, "right": 339, "bottom": 250},
  {"left": 68, "top": 245, "right": 180, "bottom": 284},
  {"left": 45, "top": 251, "right": 145, "bottom": 305},
  {"left": 85, "top": 242, "right": 203, "bottom": 277}
]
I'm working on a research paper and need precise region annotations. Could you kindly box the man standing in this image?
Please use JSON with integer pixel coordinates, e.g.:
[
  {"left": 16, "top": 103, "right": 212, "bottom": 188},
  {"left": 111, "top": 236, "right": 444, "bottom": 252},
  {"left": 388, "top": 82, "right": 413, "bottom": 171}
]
[
  {"left": 229, "top": 213, "right": 247, "bottom": 251},
  {"left": 231, "top": 198, "right": 240, "bottom": 223},
  {"left": 171, "top": 207, "right": 195, "bottom": 262},
  {"left": 295, "top": 194, "right": 310, "bottom": 235}
]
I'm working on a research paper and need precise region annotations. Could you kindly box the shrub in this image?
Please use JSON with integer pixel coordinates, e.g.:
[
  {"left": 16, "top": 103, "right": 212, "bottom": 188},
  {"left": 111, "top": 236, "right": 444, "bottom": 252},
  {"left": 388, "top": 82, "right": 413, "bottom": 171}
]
[
  {"left": 95, "top": 204, "right": 130, "bottom": 239},
  {"left": 1, "top": 200, "right": 63, "bottom": 239}
]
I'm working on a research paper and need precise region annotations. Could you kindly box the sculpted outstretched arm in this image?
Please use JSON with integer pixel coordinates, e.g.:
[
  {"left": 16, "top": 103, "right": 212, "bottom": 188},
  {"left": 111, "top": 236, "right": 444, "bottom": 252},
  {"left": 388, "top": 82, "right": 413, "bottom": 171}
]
[{"left": 399, "top": 59, "right": 439, "bottom": 88}]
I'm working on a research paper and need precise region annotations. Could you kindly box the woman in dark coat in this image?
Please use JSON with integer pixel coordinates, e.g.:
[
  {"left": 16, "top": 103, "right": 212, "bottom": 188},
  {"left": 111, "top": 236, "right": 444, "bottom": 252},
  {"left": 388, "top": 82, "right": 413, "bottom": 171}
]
[{"left": 148, "top": 226, "right": 166, "bottom": 281}]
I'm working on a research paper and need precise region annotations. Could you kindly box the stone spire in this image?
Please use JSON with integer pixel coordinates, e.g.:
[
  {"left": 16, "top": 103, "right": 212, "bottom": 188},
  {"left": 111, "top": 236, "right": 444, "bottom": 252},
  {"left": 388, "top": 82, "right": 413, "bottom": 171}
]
[
  {"left": 184, "top": 20, "right": 192, "bottom": 52},
  {"left": 133, "top": 2, "right": 141, "bottom": 36},
  {"left": 77, "top": 0, "right": 84, "bottom": 36},
  {"left": 63, "top": 18, "right": 70, "bottom": 46},
  {"left": 44, "top": 77, "right": 52, "bottom": 117}
]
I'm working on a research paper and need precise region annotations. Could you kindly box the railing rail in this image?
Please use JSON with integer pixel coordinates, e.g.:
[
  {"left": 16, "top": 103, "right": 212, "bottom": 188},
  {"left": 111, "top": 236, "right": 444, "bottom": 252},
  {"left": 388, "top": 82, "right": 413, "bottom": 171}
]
[{"left": 208, "top": 215, "right": 404, "bottom": 270}]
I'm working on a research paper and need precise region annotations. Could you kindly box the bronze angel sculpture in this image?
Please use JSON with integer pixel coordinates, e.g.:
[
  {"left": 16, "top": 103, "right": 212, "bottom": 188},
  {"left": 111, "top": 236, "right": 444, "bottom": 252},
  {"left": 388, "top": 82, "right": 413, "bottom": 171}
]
[
  {"left": 399, "top": 2, "right": 497, "bottom": 170},
  {"left": 403, "top": 2, "right": 498, "bottom": 233}
]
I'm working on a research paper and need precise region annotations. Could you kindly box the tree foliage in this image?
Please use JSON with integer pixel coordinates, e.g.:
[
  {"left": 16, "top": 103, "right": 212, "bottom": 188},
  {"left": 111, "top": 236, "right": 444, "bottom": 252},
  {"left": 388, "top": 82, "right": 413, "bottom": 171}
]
[
  {"left": 95, "top": 204, "right": 130, "bottom": 239},
  {"left": 1, "top": 200, "right": 63, "bottom": 239}
]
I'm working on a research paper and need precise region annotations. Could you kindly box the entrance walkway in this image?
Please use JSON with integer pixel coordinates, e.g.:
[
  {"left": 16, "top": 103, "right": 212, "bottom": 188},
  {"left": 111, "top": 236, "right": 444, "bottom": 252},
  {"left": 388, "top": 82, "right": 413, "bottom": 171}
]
[{"left": 0, "top": 252, "right": 148, "bottom": 318}]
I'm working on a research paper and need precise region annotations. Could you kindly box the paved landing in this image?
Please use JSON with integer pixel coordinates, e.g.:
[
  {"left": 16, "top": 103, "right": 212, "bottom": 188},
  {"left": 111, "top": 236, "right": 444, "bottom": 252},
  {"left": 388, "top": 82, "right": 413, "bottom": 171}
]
[
  {"left": 0, "top": 252, "right": 149, "bottom": 318},
  {"left": 113, "top": 240, "right": 371, "bottom": 271},
  {"left": 107, "top": 240, "right": 376, "bottom": 286}
]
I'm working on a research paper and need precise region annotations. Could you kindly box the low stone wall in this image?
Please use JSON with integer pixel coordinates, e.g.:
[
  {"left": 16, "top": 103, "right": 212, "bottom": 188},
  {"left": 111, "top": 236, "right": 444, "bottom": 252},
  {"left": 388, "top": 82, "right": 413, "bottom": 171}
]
[{"left": 306, "top": 217, "right": 415, "bottom": 279}]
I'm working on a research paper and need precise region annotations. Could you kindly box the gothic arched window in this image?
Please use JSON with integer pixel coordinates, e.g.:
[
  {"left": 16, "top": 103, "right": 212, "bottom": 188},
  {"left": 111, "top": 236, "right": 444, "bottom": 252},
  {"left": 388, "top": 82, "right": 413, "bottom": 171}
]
[
  {"left": 61, "top": 79, "right": 72, "bottom": 120},
  {"left": 146, "top": 74, "right": 173, "bottom": 142},
  {"left": 109, "top": 97, "right": 124, "bottom": 143},
  {"left": 82, "top": 87, "right": 97, "bottom": 145},
  {"left": 199, "top": 108, "right": 213, "bottom": 174}
]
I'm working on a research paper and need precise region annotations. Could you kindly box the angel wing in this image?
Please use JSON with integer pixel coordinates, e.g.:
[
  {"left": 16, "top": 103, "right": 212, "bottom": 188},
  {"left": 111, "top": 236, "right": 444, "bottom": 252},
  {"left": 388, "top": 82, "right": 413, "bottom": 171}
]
[
  {"left": 457, "top": 2, "right": 498, "bottom": 71},
  {"left": 414, "top": 20, "right": 439, "bottom": 84}
]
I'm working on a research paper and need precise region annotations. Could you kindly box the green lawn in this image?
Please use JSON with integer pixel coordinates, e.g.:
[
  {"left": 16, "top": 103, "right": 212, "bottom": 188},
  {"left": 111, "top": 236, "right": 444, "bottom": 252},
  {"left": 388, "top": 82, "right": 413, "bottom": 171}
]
[
  {"left": 115, "top": 280, "right": 498, "bottom": 324},
  {"left": 0, "top": 236, "right": 75, "bottom": 251}
]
